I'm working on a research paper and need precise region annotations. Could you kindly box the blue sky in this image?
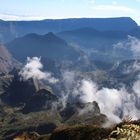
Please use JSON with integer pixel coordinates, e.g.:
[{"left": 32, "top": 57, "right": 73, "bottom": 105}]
[{"left": 0, "top": 0, "right": 140, "bottom": 24}]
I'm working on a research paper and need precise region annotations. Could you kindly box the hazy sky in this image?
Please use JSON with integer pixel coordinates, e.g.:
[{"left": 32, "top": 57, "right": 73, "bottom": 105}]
[{"left": 0, "top": 0, "right": 140, "bottom": 24}]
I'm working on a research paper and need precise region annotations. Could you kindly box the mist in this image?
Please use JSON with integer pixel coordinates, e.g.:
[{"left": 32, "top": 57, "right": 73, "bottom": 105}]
[
  {"left": 57, "top": 36, "right": 140, "bottom": 124},
  {"left": 18, "top": 36, "right": 140, "bottom": 124}
]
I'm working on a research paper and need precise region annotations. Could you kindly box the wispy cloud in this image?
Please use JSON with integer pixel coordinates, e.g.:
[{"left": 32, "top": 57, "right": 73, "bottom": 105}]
[
  {"left": 91, "top": 5, "right": 135, "bottom": 13},
  {"left": 112, "top": 1, "right": 117, "bottom": 5},
  {"left": 0, "top": 13, "right": 47, "bottom": 21}
]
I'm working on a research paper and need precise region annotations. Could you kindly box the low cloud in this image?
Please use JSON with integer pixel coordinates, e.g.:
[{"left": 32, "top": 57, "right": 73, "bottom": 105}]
[
  {"left": 56, "top": 35, "right": 140, "bottom": 124},
  {"left": 79, "top": 80, "right": 97, "bottom": 103},
  {"left": 133, "top": 80, "right": 140, "bottom": 97},
  {"left": 19, "top": 57, "right": 58, "bottom": 84},
  {"left": 114, "top": 36, "right": 140, "bottom": 59},
  {"left": 78, "top": 79, "right": 140, "bottom": 123},
  {"left": 59, "top": 68, "right": 140, "bottom": 123},
  {"left": 128, "top": 36, "right": 140, "bottom": 58}
]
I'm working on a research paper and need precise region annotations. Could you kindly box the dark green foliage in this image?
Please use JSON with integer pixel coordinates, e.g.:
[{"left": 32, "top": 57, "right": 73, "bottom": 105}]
[{"left": 50, "top": 125, "right": 111, "bottom": 140}]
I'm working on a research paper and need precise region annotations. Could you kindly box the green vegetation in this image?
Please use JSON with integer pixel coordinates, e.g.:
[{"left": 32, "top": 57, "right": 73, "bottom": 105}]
[
  {"left": 50, "top": 125, "right": 111, "bottom": 140},
  {"left": 12, "top": 119, "right": 140, "bottom": 140}
]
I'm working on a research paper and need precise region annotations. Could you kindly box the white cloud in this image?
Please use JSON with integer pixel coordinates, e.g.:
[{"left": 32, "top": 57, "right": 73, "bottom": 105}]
[
  {"left": 133, "top": 80, "right": 140, "bottom": 97},
  {"left": 79, "top": 79, "right": 123, "bottom": 123},
  {"left": 60, "top": 64, "right": 140, "bottom": 124},
  {"left": 128, "top": 36, "right": 140, "bottom": 58},
  {"left": 19, "top": 57, "right": 58, "bottom": 84},
  {"left": 62, "top": 70, "right": 76, "bottom": 89},
  {"left": 114, "top": 36, "right": 140, "bottom": 59},
  {"left": 79, "top": 79, "right": 140, "bottom": 123},
  {"left": 89, "top": 4, "right": 139, "bottom": 24},
  {"left": 79, "top": 80, "right": 98, "bottom": 103},
  {"left": 19, "top": 57, "right": 46, "bottom": 80},
  {"left": 92, "top": 5, "right": 135, "bottom": 13},
  {"left": 0, "top": 13, "right": 47, "bottom": 21}
]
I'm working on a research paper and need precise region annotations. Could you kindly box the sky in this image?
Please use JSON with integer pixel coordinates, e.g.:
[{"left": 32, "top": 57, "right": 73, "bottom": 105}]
[{"left": 0, "top": 0, "right": 140, "bottom": 24}]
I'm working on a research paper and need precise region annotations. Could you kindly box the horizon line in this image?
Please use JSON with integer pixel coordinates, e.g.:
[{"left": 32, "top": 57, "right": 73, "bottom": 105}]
[{"left": 0, "top": 16, "right": 139, "bottom": 26}]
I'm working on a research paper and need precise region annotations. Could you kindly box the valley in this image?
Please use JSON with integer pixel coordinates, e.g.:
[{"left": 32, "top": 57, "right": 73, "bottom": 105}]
[{"left": 0, "top": 17, "right": 140, "bottom": 140}]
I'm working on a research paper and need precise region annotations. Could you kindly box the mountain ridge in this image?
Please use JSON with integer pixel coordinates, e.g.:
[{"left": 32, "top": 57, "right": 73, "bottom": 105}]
[
  {"left": 5, "top": 32, "right": 80, "bottom": 62},
  {"left": 0, "top": 17, "right": 138, "bottom": 42}
]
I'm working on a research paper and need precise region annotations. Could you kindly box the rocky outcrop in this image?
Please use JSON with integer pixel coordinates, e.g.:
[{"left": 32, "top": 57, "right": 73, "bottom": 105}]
[{"left": 0, "top": 44, "right": 19, "bottom": 75}]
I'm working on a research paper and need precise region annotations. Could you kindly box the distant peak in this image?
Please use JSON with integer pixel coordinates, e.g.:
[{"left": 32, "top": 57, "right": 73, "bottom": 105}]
[
  {"left": 44, "top": 32, "right": 56, "bottom": 37},
  {"left": 44, "top": 32, "right": 66, "bottom": 44},
  {"left": 44, "top": 32, "right": 62, "bottom": 40},
  {"left": 47, "top": 32, "right": 54, "bottom": 35}
]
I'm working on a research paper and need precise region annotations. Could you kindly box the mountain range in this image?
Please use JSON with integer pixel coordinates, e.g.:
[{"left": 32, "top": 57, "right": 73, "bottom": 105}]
[
  {"left": 0, "top": 17, "right": 139, "bottom": 42},
  {"left": 0, "top": 17, "right": 140, "bottom": 139}
]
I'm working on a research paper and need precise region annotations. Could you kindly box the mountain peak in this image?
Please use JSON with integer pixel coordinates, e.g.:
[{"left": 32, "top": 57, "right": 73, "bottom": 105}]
[
  {"left": 44, "top": 32, "right": 60, "bottom": 39},
  {"left": 43, "top": 32, "right": 67, "bottom": 44},
  {"left": 6, "top": 32, "right": 79, "bottom": 62},
  {"left": 45, "top": 32, "right": 55, "bottom": 36},
  {"left": 18, "top": 32, "right": 66, "bottom": 45}
]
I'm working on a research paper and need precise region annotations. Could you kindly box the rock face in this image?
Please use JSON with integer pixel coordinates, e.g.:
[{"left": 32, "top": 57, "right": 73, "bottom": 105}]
[
  {"left": 0, "top": 44, "right": 19, "bottom": 75},
  {"left": 0, "top": 72, "right": 59, "bottom": 139},
  {"left": 0, "top": 72, "right": 107, "bottom": 139},
  {"left": 0, "top": 44, "right": 20, "bottom": 95},
  {"left": 58, "top": 101, "right": 107, "bottom": 127},
  {"left": 0, "top": 71, "right": 58, "bottom": 112},
  {"left": 60, "top": 101, "right": 100, "bottom": 121}
]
